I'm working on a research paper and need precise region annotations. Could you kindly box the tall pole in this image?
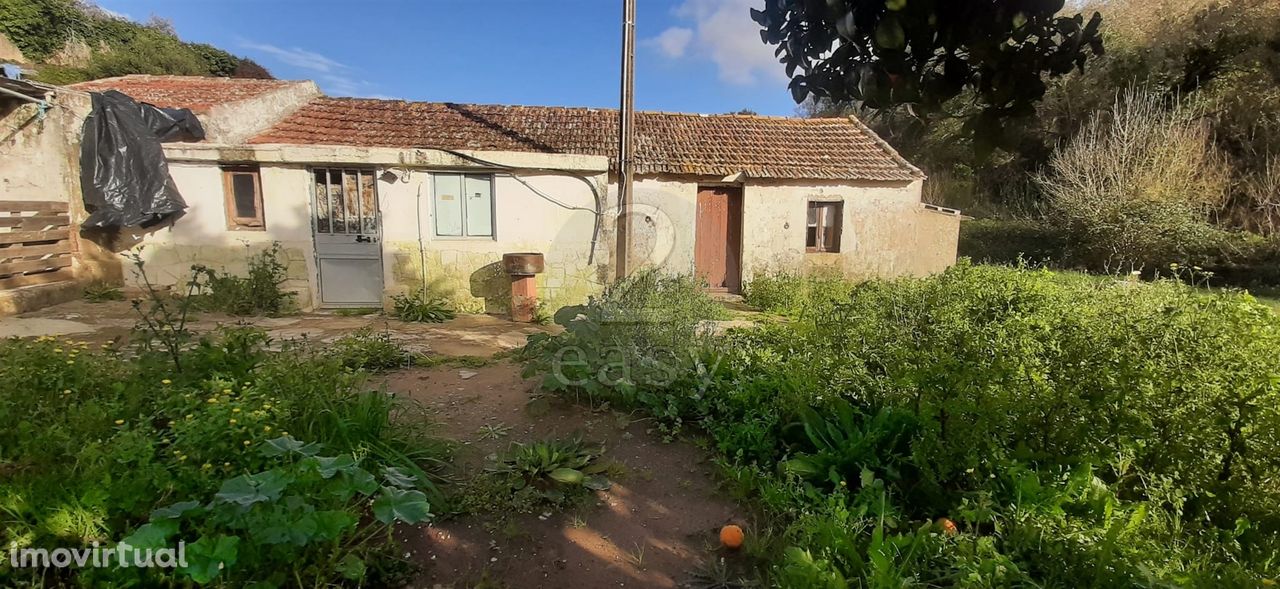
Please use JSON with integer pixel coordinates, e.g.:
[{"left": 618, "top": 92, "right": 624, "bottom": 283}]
[{"left": 616, "top": 0, "right": 636, "bottom": 279}]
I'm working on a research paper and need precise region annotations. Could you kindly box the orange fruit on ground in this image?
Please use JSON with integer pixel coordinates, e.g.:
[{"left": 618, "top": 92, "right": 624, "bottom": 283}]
[
  {"left": 936, "top": 517, "right": 958, "bottom": 536},
  {"left": 719, "top": 524, "right": 745, "bottom": 549}
]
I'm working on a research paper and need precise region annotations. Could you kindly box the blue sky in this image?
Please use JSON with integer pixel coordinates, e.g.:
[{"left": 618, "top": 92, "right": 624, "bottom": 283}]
[{"left": 92, "top": 0, "right": 801, "bottom": 116}]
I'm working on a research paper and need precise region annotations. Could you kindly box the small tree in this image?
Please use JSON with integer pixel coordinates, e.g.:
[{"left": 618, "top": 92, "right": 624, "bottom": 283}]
[
  {"left": 1038, "top": 88, "right": 1230, "bottom": 271},
  {"left": 753, "top": 0, "right": 1104, "bottom": 154}
]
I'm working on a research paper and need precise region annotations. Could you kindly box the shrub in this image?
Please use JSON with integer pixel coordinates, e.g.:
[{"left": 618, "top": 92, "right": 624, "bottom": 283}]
[
  {"left": 742, "top": 269, "right": 854, "bottom": 317},
  {"left": 524, "top": 264, "right": 1280, "bottom": 586},
  {"left": 521, "top": 270, "right": 728, "bottom": 437},
  {"left": 1039, "top": 88, "right": 1231, "bottom": 272},
  {"left": 82, "top": 280, "right": 124, "bottom": 302},
  {"left": 0, "top": 322, "right": 445, "bottom": 585},
  {"left": 957, "top": 218, "right": 1069, "bottom": 267},
  {"left": 390, "top": 292, "right": 456, "bottom": 323},
  {"left": 326, "top": 327, "right": 412, "bottom": 371},
  {"left": 193, "top": 242, "right": 296, "bottom": 316}
]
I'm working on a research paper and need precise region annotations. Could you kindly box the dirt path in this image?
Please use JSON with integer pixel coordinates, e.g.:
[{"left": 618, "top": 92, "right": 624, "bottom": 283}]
[{"left": 384, "top": 362, "right": 742, "bottom": 588}]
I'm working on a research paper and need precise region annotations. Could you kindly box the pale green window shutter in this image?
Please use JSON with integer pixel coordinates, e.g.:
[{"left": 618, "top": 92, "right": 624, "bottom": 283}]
[
  {"left": 463, "top": 174, "right": 494, "bottom": 237},
  {"left": 433, "top": 173, "right": 463, "bottom": 236}
]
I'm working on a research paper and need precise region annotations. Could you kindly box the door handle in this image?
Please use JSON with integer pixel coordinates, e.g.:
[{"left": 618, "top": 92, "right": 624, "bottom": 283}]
[{"left": 355, "top": 235, "right": 375, "bottom": 243}]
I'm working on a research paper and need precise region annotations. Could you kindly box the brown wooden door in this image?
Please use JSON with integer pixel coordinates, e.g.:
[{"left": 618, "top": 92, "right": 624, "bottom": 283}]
[{"left": 694, "top": 186, "right": 742, "bottom": 292}]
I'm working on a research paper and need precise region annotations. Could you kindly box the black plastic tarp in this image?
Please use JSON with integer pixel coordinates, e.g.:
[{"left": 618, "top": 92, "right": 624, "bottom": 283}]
[{"left": 79, "top": 90, "right": 205, "bottom": 228}]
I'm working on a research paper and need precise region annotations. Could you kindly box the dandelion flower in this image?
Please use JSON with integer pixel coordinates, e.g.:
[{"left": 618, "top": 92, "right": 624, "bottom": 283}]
[
  {"left": 114, "top": 419, "right": 124, "bottom": 425},
  {"left": 207, "top": 398, "right": 218, "bottom": 404},
  {"left": 229, "top": 419, "right": 237, "bottom": 425},
  {"left": 161, "top": 379, "right": 172, "bottom": 385},
  {"left": 232, "top": 408, "right": 241, "bottom": 413},
  {"left": 243, "top": 440, "right": 251, "bottom": 446}
]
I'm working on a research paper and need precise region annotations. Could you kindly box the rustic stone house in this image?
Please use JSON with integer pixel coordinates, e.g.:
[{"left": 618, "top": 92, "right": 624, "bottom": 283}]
[{"left": 4, "top": 74, "right": 960, "bottom": 313}]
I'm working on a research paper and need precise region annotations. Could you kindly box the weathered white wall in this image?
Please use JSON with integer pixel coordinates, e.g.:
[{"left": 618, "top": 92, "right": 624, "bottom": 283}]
[
  {"left": 619, "top": 175, "right": 958, "bottom": 285},
  {"left": 0, "top": 92, "right": 89, "bottom": 203},
  {"left": 150, "top": 144, "right": 612, "bottom": 312},
  {"left": 124, "top": 162, "right": 318, "bottom": 307},
  {"left": 0, "top": 89, "right": 121, "bottom": 289},
  {"left": 607, "top": 177, "right": 699, "bottom": 273},
  {"left": 379, "top": 169, "right": 611, "bottom": 313},
  {"left": 742, "top": 179, "right": 958, "bottom": 280}
]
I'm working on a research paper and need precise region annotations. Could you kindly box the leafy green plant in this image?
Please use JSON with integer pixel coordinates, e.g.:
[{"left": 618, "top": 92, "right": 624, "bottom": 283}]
[
  {"left": 0, "top": 287, "right": 448, "bottom": 585},
  {"left": 110, "top": 437, "right": 432, "bottom": 586},
  {"left": 192, "top": 242, "right": 296, "bottom": 316},
  {"left": 522, "top": 263, "right": 1280, "bottom": 586},
  {"left": 391, "top": 292, "right": 456, "bottom": 323},
  {"left": 326, "top": 327, "right": 412, "bottom": 371},
  {"left": 82, "top": 280, "right": 124, "bottom": 302},
  {"left": 492, "top": 437, "right": 612, "bottom": 496}
]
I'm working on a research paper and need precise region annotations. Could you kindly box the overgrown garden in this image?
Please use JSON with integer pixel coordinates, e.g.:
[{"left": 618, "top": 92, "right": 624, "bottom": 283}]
[{"left": 523, "top": 266, "right": 1280, "bottom": 587}]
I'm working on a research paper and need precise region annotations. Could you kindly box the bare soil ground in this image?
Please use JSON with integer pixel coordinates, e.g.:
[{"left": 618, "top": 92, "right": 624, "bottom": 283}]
[
  {"left": 385, "top": 362, "right": 743, "bottom": 589},
  {"left": 0, "top": 299, "right": 547, "bottom": 357}
]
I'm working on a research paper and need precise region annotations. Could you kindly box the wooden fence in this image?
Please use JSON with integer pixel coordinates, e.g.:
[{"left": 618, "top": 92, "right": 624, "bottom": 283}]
[{"left": 0, "top": 200, "right": 76, "bottom": 290}]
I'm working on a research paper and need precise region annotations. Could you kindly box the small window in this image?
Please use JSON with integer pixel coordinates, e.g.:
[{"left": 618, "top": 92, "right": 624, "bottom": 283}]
[
  {"left": 806, "top": 201, "right": 842, "bottom": 253},
  {"left": 433, "top": 173, "right": 494, "bottom": 238},
  {"left": 222, "top": 165, "right": 264, "bottom": 230}
]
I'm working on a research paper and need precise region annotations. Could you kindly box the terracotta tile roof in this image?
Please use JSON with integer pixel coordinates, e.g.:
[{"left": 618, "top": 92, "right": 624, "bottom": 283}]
[
  {"left": 250, "top": 98, "right": 923, "bottom": 181},
  {"left": 70, "top": 75, "right": 301, "bottom": 113}
]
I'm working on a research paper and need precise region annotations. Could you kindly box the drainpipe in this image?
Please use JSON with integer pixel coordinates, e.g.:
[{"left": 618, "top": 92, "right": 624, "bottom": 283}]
[{"left": 616, "top": 0, "right": 636, "bottom": 279}]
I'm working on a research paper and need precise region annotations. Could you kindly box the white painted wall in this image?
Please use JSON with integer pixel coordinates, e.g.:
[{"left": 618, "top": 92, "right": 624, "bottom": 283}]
[
  {"left": 125, "top": 162, "right": 318, "bottom": 306},
  {"left": 621, "top": 176, "right": 958, "bottom": 286},
  {"left": 146, "top": 145, "right": 611, "bottom": 312}
]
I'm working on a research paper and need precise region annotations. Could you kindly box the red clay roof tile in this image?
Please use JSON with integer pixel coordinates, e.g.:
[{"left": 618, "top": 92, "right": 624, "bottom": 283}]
[
  {"left": 72, "top": 75, "right": 922, "bottom": 181},
  {"left": 250, "top": 98, "right": 922, "bottom": 181},
  {"left": 70, "top": 75, "right": 301, "bottom": 112}
]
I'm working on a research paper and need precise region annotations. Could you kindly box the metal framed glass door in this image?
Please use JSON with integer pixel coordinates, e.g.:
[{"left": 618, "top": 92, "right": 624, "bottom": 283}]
[{"left": 312, "top": 168, "right": 382, "bottom": 306}]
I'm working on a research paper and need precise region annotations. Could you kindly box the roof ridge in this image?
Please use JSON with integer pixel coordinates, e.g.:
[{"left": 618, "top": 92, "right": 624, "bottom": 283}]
[{"left": 316, "top": 96, "right": 862, "bottom": 122}]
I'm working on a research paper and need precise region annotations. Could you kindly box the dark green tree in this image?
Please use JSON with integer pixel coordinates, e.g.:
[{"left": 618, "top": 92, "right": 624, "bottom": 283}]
[{"left": 753, "top": 0, "right": 1104, "bottom": 152}]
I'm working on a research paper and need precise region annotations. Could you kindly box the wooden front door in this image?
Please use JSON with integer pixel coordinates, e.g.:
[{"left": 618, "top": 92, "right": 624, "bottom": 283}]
[{"left": 694, "top": 186, "right": 742, "bottom": 293}]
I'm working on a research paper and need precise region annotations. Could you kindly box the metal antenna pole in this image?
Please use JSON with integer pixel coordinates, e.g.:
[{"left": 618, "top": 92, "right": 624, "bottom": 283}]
[{"left": 616, "top": 0, "right": 636, "bottom": 279}]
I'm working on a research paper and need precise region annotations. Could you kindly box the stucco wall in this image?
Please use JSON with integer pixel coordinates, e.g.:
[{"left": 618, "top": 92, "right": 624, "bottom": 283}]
[
  {"left": 743, "top": 179, "right": 958, "bottom": 280},
  {"left": 619, "top": 175, "right": 958, "bottom": 285},
  {"left": 150, "top": 145, "right": 612, "bottom": 313},
  {"left": 0, "top": 89, "right": 121, "bottom": 286},
  {"left": 379, "top": 169, "right": 610, "bottom": 313},
  {"left": 124, "top": 162, "right": 317, "bottom": 307}
]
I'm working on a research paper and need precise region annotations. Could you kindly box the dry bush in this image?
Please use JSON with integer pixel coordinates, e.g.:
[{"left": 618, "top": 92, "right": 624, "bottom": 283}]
[
  {"left": 1241, "top": 156, "right": 1280, "bottom": 235},
  {"left": 1038, "top": 88, "right": 1230, "bottom": 270}
]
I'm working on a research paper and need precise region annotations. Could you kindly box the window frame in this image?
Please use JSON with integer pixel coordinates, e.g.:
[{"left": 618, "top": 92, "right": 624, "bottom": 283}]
[
  {"left": 431, "top": 172, "right": 497, "bottom": 240},
  {"left": 805, "top": 200, "right": 843, "bottom": 253},
  {"left": 221, "top": 164, "right": 265, "bottom": 231}
]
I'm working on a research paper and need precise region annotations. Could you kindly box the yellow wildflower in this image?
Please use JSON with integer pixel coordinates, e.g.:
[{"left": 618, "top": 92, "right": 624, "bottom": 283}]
[
  {"left": 114, "top": 419, "right": 124, "bottom": 425},
  {"left": 229, "top": 419, "right": 237, "bottom": 425},
  {"left": 232, "top": 408, "right": 241, "bottom": 413},
  {"left": 161, "top": 379, "right": 172, "bottom": 385},
  {"left": 263, "top": 426, "right": 272, "bottom": 433},
  {"left": 243, "top": 440, "right": 251, "bottom": 446}
]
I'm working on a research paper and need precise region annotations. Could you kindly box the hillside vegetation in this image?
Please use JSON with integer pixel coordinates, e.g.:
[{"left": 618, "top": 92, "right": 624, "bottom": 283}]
[{"left": 0, "top": 0, "right": 271, "bottom": 84}]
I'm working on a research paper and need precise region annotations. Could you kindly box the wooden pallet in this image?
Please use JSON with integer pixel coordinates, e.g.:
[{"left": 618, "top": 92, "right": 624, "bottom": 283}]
[{"left": 0, "top": 200, "right": 76, "bottom": 290}]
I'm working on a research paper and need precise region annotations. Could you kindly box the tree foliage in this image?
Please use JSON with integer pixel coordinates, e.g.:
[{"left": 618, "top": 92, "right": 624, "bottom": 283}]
[
  {"left": 0, "top": 0, "right": 273, "bottom": 83},
  {"left": 754, "top": 0, "right": 1104, "bottom": 151}
]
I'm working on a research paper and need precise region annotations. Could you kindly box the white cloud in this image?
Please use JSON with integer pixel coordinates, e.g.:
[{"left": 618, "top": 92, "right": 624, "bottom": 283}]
[
  {"left": 646, "top": 0, "right": 786, "bottom": 85},
  {"left": 645, "top": 27, "right": 694, "bottom": 58},
  {"left": 238, "top": 40, "right": 347, "bottom": 74},
  {"left": 239, "top": 39, "right": 394, "bottom": 98}
]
